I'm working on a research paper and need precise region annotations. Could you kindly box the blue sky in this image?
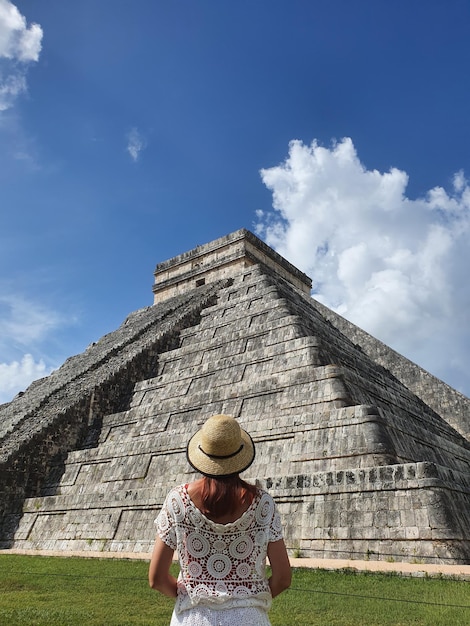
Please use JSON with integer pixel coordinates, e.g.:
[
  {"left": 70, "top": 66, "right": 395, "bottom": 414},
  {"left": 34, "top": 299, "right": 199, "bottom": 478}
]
[{"left": 1, "top": 0, "right": 469, "bottom": 403}]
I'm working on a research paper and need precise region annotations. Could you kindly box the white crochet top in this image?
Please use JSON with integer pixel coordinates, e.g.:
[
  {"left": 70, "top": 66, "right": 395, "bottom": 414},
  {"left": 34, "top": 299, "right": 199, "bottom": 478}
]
[{"left": 155, "top": 484, "right": 283, "bottom": 615}]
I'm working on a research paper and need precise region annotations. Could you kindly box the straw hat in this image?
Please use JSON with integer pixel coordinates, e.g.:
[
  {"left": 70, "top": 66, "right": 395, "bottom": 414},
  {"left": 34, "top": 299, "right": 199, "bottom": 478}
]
[{"left": 186, "top": 414, "right": 255, "bottom": 477}]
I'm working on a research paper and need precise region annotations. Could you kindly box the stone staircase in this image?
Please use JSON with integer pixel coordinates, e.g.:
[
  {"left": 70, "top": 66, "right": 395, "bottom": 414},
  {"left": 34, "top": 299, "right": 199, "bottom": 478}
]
[
  {"left": 2, "top": 230, "right": 470, "bottom": 564},
  {"left": 7, "top": 264, "right": 470, "bottom": 563}
]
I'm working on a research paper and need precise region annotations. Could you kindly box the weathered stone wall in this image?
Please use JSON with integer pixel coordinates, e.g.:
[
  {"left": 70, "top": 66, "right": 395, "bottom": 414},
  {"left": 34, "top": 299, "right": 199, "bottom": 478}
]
[
  {"left": 3, "top": 258, "right": 470, "bottom": 564},
  {"left": 272, "top": 462, "right": 470, "bottom": 563},
  {"left": 310, "top": 297, "right": 470, "bottom": 440},
  {"left": 0, "top": 281, "right": 230, "bottom": 543}
]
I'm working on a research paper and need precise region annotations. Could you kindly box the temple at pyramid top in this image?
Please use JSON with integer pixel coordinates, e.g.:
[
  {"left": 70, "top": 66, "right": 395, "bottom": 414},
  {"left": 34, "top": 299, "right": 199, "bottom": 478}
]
[{"left": 153, "top": 228, "right": 312, "bottom": 302}]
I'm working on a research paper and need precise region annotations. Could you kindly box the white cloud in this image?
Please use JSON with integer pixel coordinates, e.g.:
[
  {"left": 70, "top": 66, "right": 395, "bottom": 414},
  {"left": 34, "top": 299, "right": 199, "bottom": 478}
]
[
  {"left": 0, "top": 294, "right": 63, "bottom": 345},
  {"left": 0, "top": 72, "right": 23, "bottom": 110},
  {"left": 256, "top": 138, "right": 470, "bottom": 395},
  {"left": 126, "top": 127, "right": 146, "bottom": 162},
  {"left": 0, "top": 0, "right": 42, "bottom": 61},
  {"left": 0, "top": 0, "right": 43, "bottom": 110},
  {"left": 0, "top": 354, "right": 50, "bottom": 403},
  {"left": 0, "top": 293, "right": 67, "bottom": 403}
]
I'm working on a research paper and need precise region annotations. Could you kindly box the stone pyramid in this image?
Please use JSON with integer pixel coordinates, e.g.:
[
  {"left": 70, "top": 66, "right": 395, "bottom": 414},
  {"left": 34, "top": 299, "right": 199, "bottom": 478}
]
[{"left": 1, "top": 229, "right": 469, "bottom": 564}]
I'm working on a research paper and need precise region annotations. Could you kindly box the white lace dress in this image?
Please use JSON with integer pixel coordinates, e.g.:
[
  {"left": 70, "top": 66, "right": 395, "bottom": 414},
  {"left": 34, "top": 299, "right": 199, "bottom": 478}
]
[{"left": 155, "top": 484, "right": 283, "bottom": 626}]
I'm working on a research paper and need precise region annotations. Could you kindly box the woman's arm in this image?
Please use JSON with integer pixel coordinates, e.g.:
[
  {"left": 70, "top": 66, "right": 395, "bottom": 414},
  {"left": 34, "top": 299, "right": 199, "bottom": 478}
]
[
  {"left": 267, "top": 538, "right": 292, "bottom": 598},
  {"left": 148, "top": 536, "right": 177, "bottom": 597}
]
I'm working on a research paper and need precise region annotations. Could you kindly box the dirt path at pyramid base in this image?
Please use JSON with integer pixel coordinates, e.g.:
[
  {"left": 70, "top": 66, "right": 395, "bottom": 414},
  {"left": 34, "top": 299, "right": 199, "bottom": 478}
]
[{"left": 3, "top": 548, "right": 470, "bottom": 580}]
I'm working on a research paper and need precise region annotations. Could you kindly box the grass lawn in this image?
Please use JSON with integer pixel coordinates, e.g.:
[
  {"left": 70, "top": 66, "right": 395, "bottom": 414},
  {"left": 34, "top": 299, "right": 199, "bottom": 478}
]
[{"left": 1, "top": 554, "right": 469, "bottom": 625}]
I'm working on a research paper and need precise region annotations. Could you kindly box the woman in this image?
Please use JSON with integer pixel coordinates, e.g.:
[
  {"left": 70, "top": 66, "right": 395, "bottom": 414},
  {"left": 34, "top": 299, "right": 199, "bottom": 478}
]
[{"left": 149, "top": 414, "right": 292, "bottom": 625}]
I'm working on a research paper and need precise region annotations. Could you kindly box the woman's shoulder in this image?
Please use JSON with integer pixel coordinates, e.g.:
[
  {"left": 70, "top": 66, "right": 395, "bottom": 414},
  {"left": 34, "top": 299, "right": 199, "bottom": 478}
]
[
  {"left": 253, "top": 488, "right": 278, "bottom": 516},
  {"left": 162, "top": 484, "right": 188, "bottom": 509},
  {"left": 168, "top": 483, "right": 186, "bottom": 495},
  {"left": 163, "top": 484, "right": 183, "bottom": 498},
  {"left": 254, "top": 487, "right": 274, "bottom": 501}
]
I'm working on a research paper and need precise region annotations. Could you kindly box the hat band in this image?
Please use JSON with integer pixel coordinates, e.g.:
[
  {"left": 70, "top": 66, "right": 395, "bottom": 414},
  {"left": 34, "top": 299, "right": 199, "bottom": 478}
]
[{"left": 198, "top": 443, "right": 244, "bottom": 460}]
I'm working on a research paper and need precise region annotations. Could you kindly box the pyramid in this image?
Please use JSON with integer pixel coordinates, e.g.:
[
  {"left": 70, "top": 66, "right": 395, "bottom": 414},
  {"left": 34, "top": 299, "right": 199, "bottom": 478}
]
[{"left": 1, "top": 229, "right": 469, "bottom": 564}]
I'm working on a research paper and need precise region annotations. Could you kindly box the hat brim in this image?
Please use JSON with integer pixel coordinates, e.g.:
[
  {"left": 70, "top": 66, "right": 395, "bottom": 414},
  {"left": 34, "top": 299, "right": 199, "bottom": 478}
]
[{"left": 186, "top": 427, "right": 255, "bottom": 477}]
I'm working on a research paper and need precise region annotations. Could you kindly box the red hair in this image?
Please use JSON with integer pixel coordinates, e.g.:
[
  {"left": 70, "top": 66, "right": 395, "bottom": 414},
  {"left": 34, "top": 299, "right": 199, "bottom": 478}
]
[{"left": 200, "top": 475, "right": 257, "bottom": 519}]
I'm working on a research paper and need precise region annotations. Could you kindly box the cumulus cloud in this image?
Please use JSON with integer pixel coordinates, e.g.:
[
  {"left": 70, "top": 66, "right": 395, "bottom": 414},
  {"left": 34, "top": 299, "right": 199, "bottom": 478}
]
[
  {"left": 0, "top": 293, "right": 63, "bottom": 344},
  {"left": 126, "top": 127, "right": 146, "bottom": 162},
  {"left": 256, "top": 138, "right": 470, "bottom": 394},
  {"left": 0, "top": 293, "right": 66, "bottom": 403},
  {"left": 0, "top": 354, "right": 50, "bottom": 403},
  {"left": 0, "top": 0, "right": 42, "bottom": 110}
]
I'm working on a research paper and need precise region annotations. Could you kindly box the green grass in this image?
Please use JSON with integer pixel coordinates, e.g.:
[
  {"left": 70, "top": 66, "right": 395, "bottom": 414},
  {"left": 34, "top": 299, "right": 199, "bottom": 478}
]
[
  {"left": 1, "top": 554, "right": 469, "bottom": 625},
  {"left": 283, "top": 568, "right": 470, "bottom": 625}
]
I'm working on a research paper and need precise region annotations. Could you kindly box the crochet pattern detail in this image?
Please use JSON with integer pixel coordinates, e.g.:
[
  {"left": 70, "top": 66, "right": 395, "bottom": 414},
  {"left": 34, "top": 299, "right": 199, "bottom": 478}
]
[{"left": 156, "top": 484, "right": 283, "bottom": 614}]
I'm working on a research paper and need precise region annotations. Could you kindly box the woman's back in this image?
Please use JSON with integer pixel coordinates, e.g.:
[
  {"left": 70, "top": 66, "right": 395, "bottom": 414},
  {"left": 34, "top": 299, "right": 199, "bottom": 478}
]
[{"left": 156, "top": 483, "right": 282, "bottom": 614}]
